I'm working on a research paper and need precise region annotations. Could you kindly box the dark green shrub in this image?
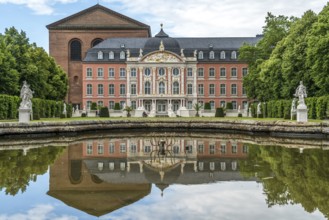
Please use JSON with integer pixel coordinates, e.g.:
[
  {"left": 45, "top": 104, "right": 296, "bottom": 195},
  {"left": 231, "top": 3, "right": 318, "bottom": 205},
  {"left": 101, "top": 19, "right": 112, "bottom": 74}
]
[
  {"left": 91, "top": 102, "right": 97, "bottom": 110},
  {"left": 215, "top": 108, "right": 225, "bottom": 117},
  {"left": 99, "top": 107, "right": 110, "bottom": 117},
  {"left": 81, "top": 113, "right": 87, "bottom": 117},
  {"left": 204, "top": 102, "right": 211, "bottom": 110},
  {"left": 60, "top": 113, "right": 66, "bottom": 118},
  {"left": 238, "top": 113, "right": 242, "bottom": 117},
  {"left": 114, "top": 103, "right": 121, "bottom": 110},
  {"left": 226, "top": 102, "right": 233, "bottom": 110}
]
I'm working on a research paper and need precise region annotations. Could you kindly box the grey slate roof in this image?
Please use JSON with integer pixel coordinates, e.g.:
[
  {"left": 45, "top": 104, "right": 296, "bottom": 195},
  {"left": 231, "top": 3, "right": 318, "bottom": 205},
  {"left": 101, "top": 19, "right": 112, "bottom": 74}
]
[{"left": 84, "top": 34, "right": 262, "bottom": 62}]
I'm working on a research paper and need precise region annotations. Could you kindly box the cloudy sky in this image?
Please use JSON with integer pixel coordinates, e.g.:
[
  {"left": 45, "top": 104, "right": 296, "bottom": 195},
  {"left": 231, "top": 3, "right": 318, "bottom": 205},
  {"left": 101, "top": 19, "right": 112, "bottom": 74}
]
[{"left": 0, "top": 0, "right": 328, "bottom": 52}]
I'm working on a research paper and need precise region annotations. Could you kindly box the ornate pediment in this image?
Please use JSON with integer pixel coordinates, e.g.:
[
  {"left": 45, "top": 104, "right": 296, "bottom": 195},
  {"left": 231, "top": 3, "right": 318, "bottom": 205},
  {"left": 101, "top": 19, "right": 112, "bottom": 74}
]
[{"left": 142, "top": 51, "right": 182, "bottom": 63}]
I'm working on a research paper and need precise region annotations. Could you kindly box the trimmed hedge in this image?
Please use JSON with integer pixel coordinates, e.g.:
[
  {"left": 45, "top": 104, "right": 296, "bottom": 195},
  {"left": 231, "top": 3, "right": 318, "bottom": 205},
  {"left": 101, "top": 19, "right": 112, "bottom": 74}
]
[
  {"left": 0, "top": 94, "right": 71, "bottom": 120},
  {"left": 215, "top": 108, "right": 225, "bottom": 117},
  {"left": 204, "top": 102, "right": 211, "bottom": 110},
  {"left": 99, "top": 107, "right": 110, "bottom": 117}
]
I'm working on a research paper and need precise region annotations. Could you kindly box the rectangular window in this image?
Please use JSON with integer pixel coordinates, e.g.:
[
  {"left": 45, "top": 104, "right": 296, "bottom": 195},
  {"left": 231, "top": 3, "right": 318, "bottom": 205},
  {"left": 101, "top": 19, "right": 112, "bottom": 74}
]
[
  {"left": 231, "top": 68, "right": 237, "bottom": 77},
  {"left": 242, "top": 68, "right": 248, "bottom": 77},
  {"left": 109, "top": 84, "right": 114, "bottom": 95},
  {"left": 87, "top": 101, "right": 92, "bottom": 110},
  {"left": 120, "top": 84, "right": 126, "bottom": 95},
  {"left": 209, "top": 144, "right": 215, "bottom": 154},
  {"left": 220, "top": 84, "right": 226, "bottom": 95},
  {"left": 220, "top": 68, "right": 226, "bottom": 77},
  {"left": 243, "top": 145, "right": 248, "bottom": 154},
  {"left": 130, "top": 144, "right": 137, "bottom": 153},
  {"left": 131, "top": 68, "right": 137, "bottom": 77},
  {"left": 120, "top": 101, "right": 125, "bottom": 109},
  {"left": 120, "top": 68, "right": 126, "bottom": 77},
  {"left": 209, "top": 68, "right": 215, "bottom": 77},
  {"left": 108, "top": 68, "right": 115, "bottom": 78},
  {"left": 232, "top": 144, "right": 237, "bottom": 154},
  {"left": 187, "top": 84, "right": 193, "bottom": 95},
  {"left": 220, "top": 101, "right": 226, "bottom": 108},
  {"left": 87, "top": 68, "right": 92, "bottom": 78},
  {"left": 109, "top": 101, "right": 114, "bottom": 109},
  {"left": 87, "top": 84, "right": 92, "bottom": 95},
  {"left": 242, "top": 86, "right": 246, "bottom": 95},
  {"left": 97, "top": 101, "right": 103, "bottom": 107},
  {"left": 97, "top": 68, "right": 104, "bottom": 78},
  {"left": 197, "top": 68, "right": 204, "bottom": 77},
  {"left": 120, "top": 143, "right": 126, "bottom": 153},
  {"left": 109, "top": 143, "right": 115, "bottom": 154},
  {"left": 198, "top": 144, "right": 204, "bottom": 154},
  {"left": 210, "top": 101, "right": 215, "bottom": 110},
  {"left": 231, "top": 84, "right": 237, "bottom": 95},
  {"left": 232, "top": 101, "right": 237, "bottom": 109},
  {"left": 187, "top": 68, "right": 193, "bottom": 77},
  {"left": 198, "top": 84, "right": 204, "bottom": 95},
  {"left": 221, "top": 144, "right": 226, "bottom": 154},
  {"left": 144, "top": 145, "right": 151, "bottom": 153},
  {"left": 98, "top": 84, "right": 104, "bottom": 95},
  {"left": 131, "top": 101, "right": 136, "bottom": 109},
  {"left": 131, "top": 84, "right": 137, "bottom": 95},
  {"left": 187, "top": 101, "right": 193, "bottom": 109},
  {"left": 98, "top": 144, "right": 104, "bottom": 155},
  {"left": 209, "top": 84, "right": 215, "bottom": 95},
  {"left": 87, "top": 143, "right": 93, "bottom": 155}
]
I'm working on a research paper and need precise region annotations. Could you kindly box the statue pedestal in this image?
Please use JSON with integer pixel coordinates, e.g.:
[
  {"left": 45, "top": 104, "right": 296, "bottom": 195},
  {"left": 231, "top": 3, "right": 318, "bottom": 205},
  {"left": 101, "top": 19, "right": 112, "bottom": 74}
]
[
  {"left": 19, "top": 108, "right": 31, "bottom": 123},
  {"left": 297, "top": 104, "right": 308, "bottom": 122}
]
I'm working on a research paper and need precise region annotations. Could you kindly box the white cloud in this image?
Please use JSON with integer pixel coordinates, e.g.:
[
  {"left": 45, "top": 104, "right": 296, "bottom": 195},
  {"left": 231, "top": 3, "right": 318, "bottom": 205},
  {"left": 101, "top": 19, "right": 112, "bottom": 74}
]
[
  {"left": 0, "top": 0, "right": 78, "bottom": 15},
  {"left": 103, "top": 0, "right": 328, "bottom": 37},
  {"left": 0, "top": 204, "right": 78, "bottom": 220}
]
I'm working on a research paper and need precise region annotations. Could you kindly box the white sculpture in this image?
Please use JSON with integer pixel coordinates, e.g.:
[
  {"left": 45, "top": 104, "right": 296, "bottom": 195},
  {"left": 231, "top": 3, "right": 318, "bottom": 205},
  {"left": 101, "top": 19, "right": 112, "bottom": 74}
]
[
  {"left": 294, "top": 81, "right": 308, "bottom": 122},
  {"left": 139, "top": 48, "right": 143, "bottom": 57},
  {"left": 257, "top": 103, "right": 261, "bottom": 115},
  {"left": 63, "top": 103, "right": 67, "bottom": 115},
  {"left": 19, "top": 81, "right": 33, "bottom": 109},
  {"left": 126, "top": 49, "right": 130, "bottom": 58},
  {"left": 294, "top": 81, "right": 307, "bottom": 105},
  {"left": 180, "top": 48, "right": 185, "bottom": 57}
]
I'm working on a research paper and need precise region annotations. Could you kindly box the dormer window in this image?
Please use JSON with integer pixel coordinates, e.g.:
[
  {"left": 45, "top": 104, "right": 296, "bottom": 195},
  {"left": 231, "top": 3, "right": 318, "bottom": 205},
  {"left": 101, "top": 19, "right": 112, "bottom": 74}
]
[
  {"left": 109, "top": 51, "right": 114, "bottom": 59},
  {"left": 231, "top": 51, "right": 237, "bottom": 59},
  {"left": 198, "top": 51, "right": 204, "bottom": 59},
  {"left": 209, "top": 51, "right": 215, "bottom": 59},
  {"left": 220, "top": 51, "right": 226, "bottom": 59},
  {"left": 120, "top": 51, "right": 125, "bottom": 59},
  {"left": 97, "top": 51, "right": 103, "bottom": 60}
]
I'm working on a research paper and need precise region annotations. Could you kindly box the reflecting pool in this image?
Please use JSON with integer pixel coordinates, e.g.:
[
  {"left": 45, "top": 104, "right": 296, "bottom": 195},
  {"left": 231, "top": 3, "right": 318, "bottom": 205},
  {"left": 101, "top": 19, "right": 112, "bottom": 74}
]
[{"left": 0, "top": 132, "right": 328, "bottom": 220}]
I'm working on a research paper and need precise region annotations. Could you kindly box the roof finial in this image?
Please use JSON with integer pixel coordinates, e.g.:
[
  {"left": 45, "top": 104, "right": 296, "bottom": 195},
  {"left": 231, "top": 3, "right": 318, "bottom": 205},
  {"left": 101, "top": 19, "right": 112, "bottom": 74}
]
[{"left": 160, "top": 23, "right": 163, "bottom": 29}]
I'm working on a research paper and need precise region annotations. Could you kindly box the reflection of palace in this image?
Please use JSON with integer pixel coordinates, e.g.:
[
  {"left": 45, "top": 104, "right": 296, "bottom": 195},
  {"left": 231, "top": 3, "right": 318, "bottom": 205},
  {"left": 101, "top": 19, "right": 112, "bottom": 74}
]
[{"left": 48, "top": 137, "right": 252, "bottom": 217}]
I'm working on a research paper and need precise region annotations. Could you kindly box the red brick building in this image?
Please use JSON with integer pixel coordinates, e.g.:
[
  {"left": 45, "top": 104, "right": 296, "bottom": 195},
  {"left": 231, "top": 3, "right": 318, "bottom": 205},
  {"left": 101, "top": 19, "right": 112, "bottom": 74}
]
[{"left": 48, "top": 4, "right": 261, "bottom": 117}]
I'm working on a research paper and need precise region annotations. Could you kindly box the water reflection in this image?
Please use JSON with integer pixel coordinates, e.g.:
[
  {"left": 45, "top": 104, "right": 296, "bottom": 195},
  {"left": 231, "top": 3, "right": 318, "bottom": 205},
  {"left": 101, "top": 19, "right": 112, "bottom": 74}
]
[{"left": 0, "top": 132, "right": 328, "bottom": 219}]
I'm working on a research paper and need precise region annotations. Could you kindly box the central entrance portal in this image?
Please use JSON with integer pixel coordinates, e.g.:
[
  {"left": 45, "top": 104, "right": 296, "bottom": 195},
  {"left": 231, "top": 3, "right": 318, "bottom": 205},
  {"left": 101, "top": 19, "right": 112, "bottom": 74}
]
[{"left": 157, "top": 101, "right": 167, "bottom": 114}]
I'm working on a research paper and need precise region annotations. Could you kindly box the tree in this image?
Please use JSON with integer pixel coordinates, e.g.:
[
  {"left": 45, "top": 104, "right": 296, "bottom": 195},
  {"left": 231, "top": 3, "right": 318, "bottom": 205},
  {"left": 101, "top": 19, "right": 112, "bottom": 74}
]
[
  {"left": 193, "top": 103, "right": 203, "bottom": 117},
  {"left": 307, "top": 3, "right": 329, "bottom": 96},
  {"left": 124, "top": 106, "right": 133, "bottom": 117}
]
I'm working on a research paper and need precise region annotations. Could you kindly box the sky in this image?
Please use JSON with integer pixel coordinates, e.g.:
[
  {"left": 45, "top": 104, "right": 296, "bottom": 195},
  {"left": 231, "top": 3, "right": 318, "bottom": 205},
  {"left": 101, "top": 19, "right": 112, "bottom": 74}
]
[{"left": 0, "top": 0, "right": 328, "bottom": 53}]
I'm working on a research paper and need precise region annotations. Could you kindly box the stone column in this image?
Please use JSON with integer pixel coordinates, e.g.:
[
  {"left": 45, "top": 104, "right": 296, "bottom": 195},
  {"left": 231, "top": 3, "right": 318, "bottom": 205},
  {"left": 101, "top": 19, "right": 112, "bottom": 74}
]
[
  {"left": 152, "top": 67, "right": 156, "bottom": 95},
  {"left": 126, "top": 67, "right": 131, "bottom": 106},
  {"left": 180, "top": 67, "right": 185, "bottom": 95},
  {"left": 193, "top": 67, "right": 197, "bottom": 104},
  {"left": 167, "top": 67, "right": 172, "bottom": 95},
  {"left": 139, "top": 67, "right": 143, "bottom": 95}
]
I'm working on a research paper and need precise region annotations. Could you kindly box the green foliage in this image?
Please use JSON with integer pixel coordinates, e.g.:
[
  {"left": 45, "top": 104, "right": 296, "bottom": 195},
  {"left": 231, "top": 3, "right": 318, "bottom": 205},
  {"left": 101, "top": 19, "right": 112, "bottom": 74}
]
[
  {"left": 193, "top": 103, "right": 203, "bottom": 117},
  {"left": 226, "top": 102, "right": 233, "bottom": 110},
  {"left": 99, "top": 107, "right": 110, "bottom": 117},
  {"left": 123, "top": 106, "right": 133, "bottom": 117},
  {"left": 0, "top": 146, "right": 65, "bottom": 195},
  {"left": 114, "top": 103, "right": 121, "bottom": 110},
  {"left": 0, "top": 95, "right": 20, "bottom": 119},
  {"left": 91, "top": 102, "right": 97, "bottom": 110},
  {"left": 204, "top": 102, "right": 211, "bottom": 110},
  {"left": 0, "top": 27, "right": 68, "bottom": 100},
  {"left": 215, "top": 108, "right": 225, "bottom": 117}
]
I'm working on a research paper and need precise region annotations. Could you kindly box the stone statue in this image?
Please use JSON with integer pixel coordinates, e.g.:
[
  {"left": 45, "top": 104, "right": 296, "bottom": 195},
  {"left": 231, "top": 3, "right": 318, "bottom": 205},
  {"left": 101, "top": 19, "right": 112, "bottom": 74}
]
[
  {"left": 291, "top": 98, "right": 297, "bottom": 111},
  {"left": 139, "top": 48, "right": 143, "bottom": 57},
  {"left": 63, "top": 103, "right": 67, "bottom": 114},
  {"left": 257, "top": 102, "right": 261, "bottom": 115},
  {"left": 19, "top": 81, "right": 33, "bottom": 109},
  {"left": 238, "top": 105, "right": 241, "bottom": 114},
  {"left": 294, "top": 81, "right": 307, "bottom": 105},
  {"left": 126, "top": 49, "right": 130, "bottom": 58},
  {"left": 180, "top": 48, "right": 185, "bottom": 57},
  {"left": 159, "top": 40, "right": 165, "bottom": 51},
  {"left": 193, "top": 50, "right": 197, "bottom": 58}
]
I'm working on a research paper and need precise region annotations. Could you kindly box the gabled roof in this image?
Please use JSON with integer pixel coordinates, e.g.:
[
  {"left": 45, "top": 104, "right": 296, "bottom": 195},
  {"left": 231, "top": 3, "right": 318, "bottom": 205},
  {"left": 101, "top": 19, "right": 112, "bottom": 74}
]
[{"left": 46, "top": 4, "right": 151, "bottom": 35}]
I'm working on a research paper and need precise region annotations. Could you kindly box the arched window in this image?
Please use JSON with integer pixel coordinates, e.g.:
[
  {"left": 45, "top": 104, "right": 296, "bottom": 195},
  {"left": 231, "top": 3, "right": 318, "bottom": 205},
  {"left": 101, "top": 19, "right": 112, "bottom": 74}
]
[
  {"left": 91, "top": 38, "right": 103, "bottom": 47},
  {"left": 70, "top": 39, "right": 81, "bottom": 61},
  {"left": 109, "top": 51, "right": 114, "bottom": 59},
  {"left": 198, "top": 51, "right": 204, "bottom": 59},
  {"left": 144, "top": 68, "right": 151, "bottom": 76},
  {"left": 98, "top": 51, "right": 103, "bottom": 60},
  {"left": 173, "top": 81, "right": 179, "bottom": 94},
  {"left": 231, "top": 51, "right": 237, "bottom": 59},
  {"left": 145, "top": 81, "right": 151, "bottom": 94},
  {"left": 120, "top": 51, "right": 125, "bottom": 59},
  {"left": 220, "top": 51, "right": 226, "bottom": 59},
  {"left": 159, "top": 82, "right": 165, "bottom": 94},
  {"left": 172, "top": 68, "right": 180, "bottom": 76},
  {"left": 158, "top": 68, "right": 165, "bottom": 76},
  {"left": 209, "top": 51, "right": 215, "bottom": 59}
]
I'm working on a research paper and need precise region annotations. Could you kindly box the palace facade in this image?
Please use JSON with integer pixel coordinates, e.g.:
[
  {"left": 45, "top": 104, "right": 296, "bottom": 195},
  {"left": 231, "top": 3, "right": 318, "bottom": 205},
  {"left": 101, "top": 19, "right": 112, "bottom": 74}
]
[{"left": 48, "top": 4, "right": 261, "bottom": 117}]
